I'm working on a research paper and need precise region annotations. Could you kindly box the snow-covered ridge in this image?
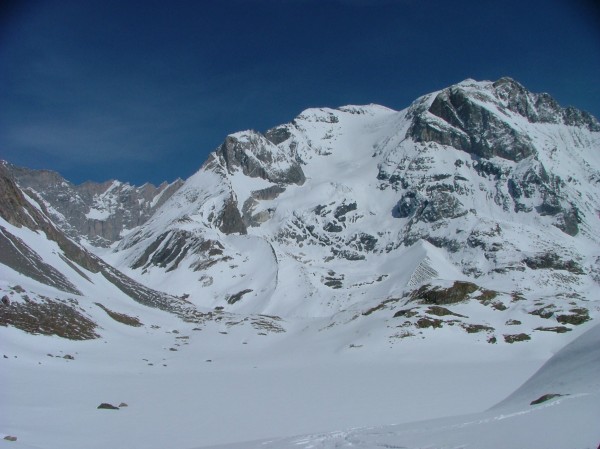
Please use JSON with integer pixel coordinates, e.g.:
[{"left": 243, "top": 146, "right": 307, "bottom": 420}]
[{"left": 2, "top": 78, "right": 600, "bottom": 354}]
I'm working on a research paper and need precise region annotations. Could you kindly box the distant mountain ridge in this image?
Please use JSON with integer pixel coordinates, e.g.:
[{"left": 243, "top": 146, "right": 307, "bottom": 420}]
[
  {"left": 0, "top": 163, "right": 207, "bottom": 327},
  {"left": 3, "top": 161, "right": 183, "bottom": 247},
  {"left": 0, "top": 162, "right": 287, "bottom": 340}
]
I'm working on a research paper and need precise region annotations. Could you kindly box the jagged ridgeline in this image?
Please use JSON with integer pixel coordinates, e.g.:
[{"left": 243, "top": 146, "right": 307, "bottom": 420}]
[
  {"left": 2, "top": 77, "right": 599, "bottom": 343},
  {"left": 4, "top": 163, "right": 184, "bottom": 247}
]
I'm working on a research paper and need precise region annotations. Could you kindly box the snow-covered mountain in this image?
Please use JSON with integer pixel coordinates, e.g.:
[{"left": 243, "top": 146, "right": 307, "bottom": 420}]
[
  {"left": 1, "top": 77, "right": 600, "bottom": 449},
  {"left": 103, "top": 77, "right": 599, "bottom": 343},
  {"left": 3, "top": 162, "right": 183, "bottom": 247},
  {"left": 0, "top": 164, "right": 209, "bottom": 329},
  {"left": 0, "top": 163, "right": 287, "bottom": 339}
]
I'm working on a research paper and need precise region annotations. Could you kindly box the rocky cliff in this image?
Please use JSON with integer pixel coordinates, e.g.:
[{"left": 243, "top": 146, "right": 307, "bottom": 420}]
[{"left": 4, "top": 162, "right": 183, "bottom": 247}]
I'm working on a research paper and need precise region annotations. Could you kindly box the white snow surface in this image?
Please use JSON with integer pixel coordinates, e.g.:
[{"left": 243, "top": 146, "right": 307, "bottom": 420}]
[
  {"left": 196, "top": 322, "right": 600, "bottom": 449},
  {"left": 2, "top": 205, "right": 595, "bottom": 449},
  {"left": 2, "top": 287, "right": 597, "bottom": 449}
]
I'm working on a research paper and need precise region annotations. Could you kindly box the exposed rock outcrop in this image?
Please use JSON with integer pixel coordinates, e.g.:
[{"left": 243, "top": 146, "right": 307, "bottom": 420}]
[{"left": 216, "top": 131, "right": 305, "bottom": 185}]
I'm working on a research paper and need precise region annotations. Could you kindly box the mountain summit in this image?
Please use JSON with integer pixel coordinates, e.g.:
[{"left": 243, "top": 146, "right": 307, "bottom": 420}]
[
  {"left": 2, "top": 77, "right": 599, "bottom": 335},
  {"left": 81, "top": 77, "right": 598, "bottom": 341}
]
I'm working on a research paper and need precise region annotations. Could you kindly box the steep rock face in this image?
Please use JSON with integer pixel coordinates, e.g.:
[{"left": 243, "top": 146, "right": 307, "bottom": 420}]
[
  {"left": 5, "top": 162, "right": 183, "bottom": 247},
  {"left": 216, "top": 131, "right": 305, "bottom": 185},
  {"left": 377, "top": 79, "right": 599, "bottom": 263},
  {"left": 493, "top": 77, "right": 600, "bottom": 130},
  {"left": 217, "top": 195, "right": 247, "bottom": 234},
  {"left": 114, "top": 126, "right": 310, "bottom": 273},
  {"left": 112, "top": 156, "right": 248, "bottom": 282},
  {"left": 409, "top": 81, "right": 518, "bottom": 161},
  {"left": 0, "top": 225, "right": 81, "bottom": 295},
  {"left": 0, "top": 163, "right": 102, "bottom": 275},
  {"left": 0, "top": 163, "right": 40, "bottom": 230},
  {"left": 407, "top": 78, "right": 599, "bottom": 162}
]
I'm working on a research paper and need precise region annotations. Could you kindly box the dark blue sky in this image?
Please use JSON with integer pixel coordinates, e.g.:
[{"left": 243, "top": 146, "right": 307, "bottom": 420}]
[{"left": 1, "top": 0, "right": 599, "bottom": 185}]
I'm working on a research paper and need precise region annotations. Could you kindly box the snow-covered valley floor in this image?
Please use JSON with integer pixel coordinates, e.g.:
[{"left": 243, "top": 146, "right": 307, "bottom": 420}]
[
  {"left": 3, "top": 313, "right": 596, "bottom": 449},
  {"left": 201, "top": 321, "right": 600, "bottom": 449}
]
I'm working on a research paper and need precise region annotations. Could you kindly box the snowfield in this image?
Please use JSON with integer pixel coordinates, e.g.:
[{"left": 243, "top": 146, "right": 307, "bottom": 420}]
[
  {"left": 200, "top": 322, "right": 600, "bottom": 449},
  {"left": 2, "top": 316, "right": 598, "bottom": 449}
]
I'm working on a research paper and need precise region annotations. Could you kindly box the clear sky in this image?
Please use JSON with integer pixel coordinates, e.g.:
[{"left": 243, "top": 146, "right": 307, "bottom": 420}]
[{"left": 1, "top": 0, "right": 599, "bottom": 186}]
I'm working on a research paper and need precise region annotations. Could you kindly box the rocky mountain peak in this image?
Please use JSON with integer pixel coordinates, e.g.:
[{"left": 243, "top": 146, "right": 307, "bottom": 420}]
[
  {"left": 216, "top": 130, "right": 305, "bottom": 185},
  {"left": 103, "top": 78, "right": 598, "bottom": 336},
  {"left": 492, "top": 77, "right": 600, "bottom": 131},
  {"left": 2, "top": 78, "right": 598, "bottom": 348},
  {"left": 408, "top": 79, "right": 532, "bottom": 161},
  {"left": 492, "top": 77, "right": 539, "bottom": 118},
  {"left": 406, "top": 77, "right": 600, "bottom": 164},
  {"left": 5, "top": 162, "right": 183, "bottom": 247}
]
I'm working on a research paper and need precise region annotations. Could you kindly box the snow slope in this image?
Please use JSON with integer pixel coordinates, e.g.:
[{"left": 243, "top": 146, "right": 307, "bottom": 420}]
[
  {"left": 197, "top": 322, "right": 600, "bottom": 449},
  {"left": 2, "top": 307, "right": 596, "bottom": 449},
  {"left": 0, "top": 307, "right": 556, "bottom": 449},
  {"left": 0, "top": 168, "right": 585, "bottom": 449}
]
